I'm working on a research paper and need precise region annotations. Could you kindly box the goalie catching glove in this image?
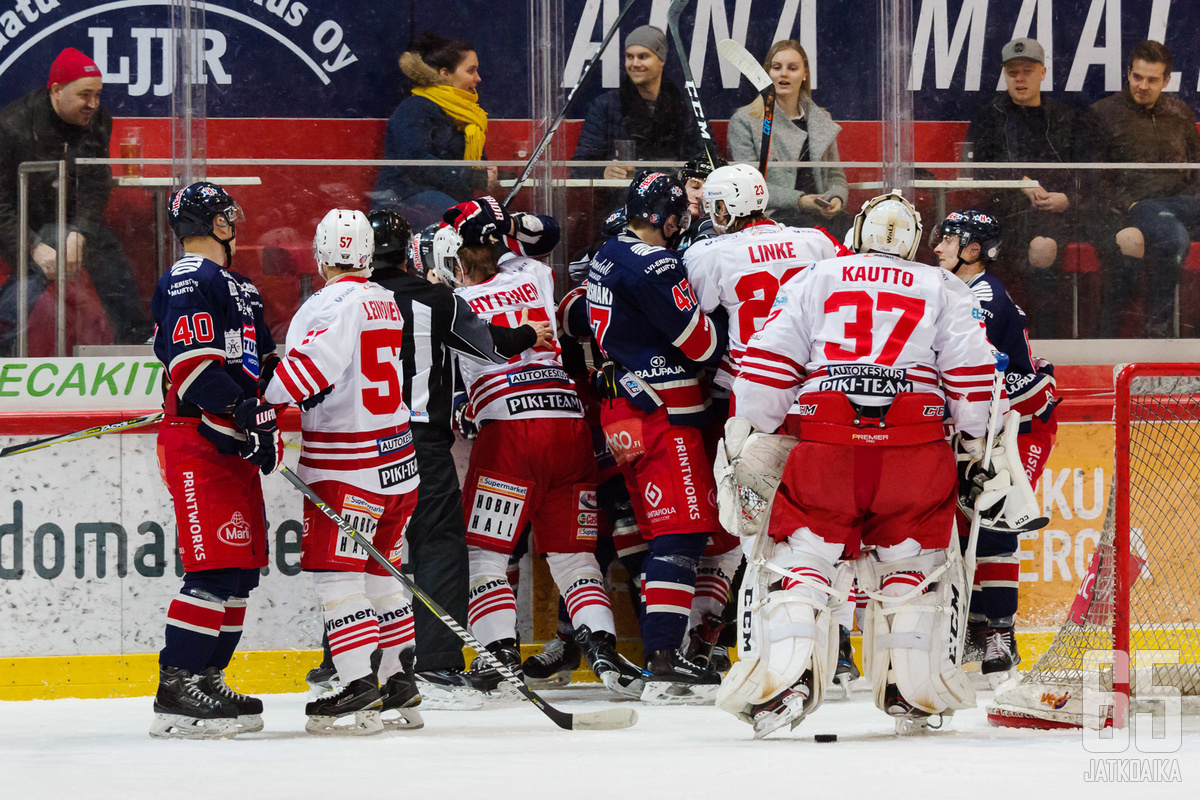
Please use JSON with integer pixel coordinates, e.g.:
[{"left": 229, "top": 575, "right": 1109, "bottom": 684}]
[
  {"left": 714, "top": 417, "right": 797, "bottom": 537},
  {"left": 954, "top": 410, "right": 1048, "bottom": 533}
]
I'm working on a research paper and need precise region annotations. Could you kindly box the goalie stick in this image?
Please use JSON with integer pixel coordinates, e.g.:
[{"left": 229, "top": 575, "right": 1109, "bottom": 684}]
[
  {"left": 716, "top": 38, "right": 775, "bottom": 176},
  {"left": 504, "top": 0, "right": 641, "bottom": 206},
  {"left": 278, "top": 466, "right": 638, "bottom": 732},
  {"left": 666, "top": 0, "right": 721, "bottom": 170},
  {"left": 0, "top": 411, "right": 163, "bottom": 458}
]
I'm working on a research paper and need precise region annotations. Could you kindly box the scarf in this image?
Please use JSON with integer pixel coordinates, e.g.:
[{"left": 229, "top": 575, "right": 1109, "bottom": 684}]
[{"left": 412, "top": 85, "right": 488, "bottom": 160}]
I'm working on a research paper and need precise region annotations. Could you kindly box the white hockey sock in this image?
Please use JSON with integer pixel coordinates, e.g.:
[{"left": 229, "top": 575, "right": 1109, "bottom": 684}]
[
  {"left": 366, "top": 573, "right": 414, "bottom": 682},
  {"left": 313, "top": 571, "right": 378, "bottom": 684},
  {"left": 689, "top": 547, "right": 740, "bottom": 629},
  {"left": 547, "top": 551, "right": 614, "bottom": 636},
  {"left": 468, "top": 547, "right": 517, "bottom": 647}
]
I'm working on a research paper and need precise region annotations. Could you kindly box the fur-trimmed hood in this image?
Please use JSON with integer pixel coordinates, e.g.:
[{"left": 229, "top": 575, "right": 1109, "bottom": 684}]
[{"left": 399, "top": 51, "right": 447, "bottom": 87}]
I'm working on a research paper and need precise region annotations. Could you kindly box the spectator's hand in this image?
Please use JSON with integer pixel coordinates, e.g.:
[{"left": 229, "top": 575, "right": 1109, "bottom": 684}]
[
  {"left": 30, "top": 233, "right": 85, "bottom": 281},
  {"left": 1035, "top": 192, "right": 1070, "bottom": 213},
  {"left": 818, "top": 196, "right": 843, "bottom": 218},
  {"left": 31, "top": 243, "right": 58, "bottom": 280},
  {"left": 603, "top": 164, "right": 632, "bottom": 181},
  {"left": 798, "top": 194, "right": 827, "bottom": 214},
  {"left": 485, "top": 166, "right": 501, "bottom": 194},
  {"left": 64, "top": 232, "right": 84, "bottom": 280},
  {"left": 518, "top": 308, "right": 554, "bottom": 349}
]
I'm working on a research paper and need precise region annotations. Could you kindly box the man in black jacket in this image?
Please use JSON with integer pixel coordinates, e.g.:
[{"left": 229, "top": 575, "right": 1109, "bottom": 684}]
[
  {"left": 0, "top": 47, "right": 151, "bottom": 354},
  {"left": 1086, "top": 40, "right": 1200, "bottom": 338},
  {"left": 571, "top": 26, "right": 702, "bottom": 180},
  {"left": 966, "top": 38, "right": 1077, "bottom": 338},
  {"left": 367, "top": 202, "right": 552, "bottom": 706}
]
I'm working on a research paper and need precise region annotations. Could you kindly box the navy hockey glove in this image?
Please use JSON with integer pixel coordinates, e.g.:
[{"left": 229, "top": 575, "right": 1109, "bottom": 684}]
[
  {"left": 234, "top": 397, "right": 284, "bottom": 474},
  {"left": 299, "top": 385, "right": 334, "bottom": 411},
  {"left": 444, "top": 197, "right": 511, "bottom": 246},
  {"left": 255, "top": 353, "right": 281, "bottom": 397},
  {"left": 452, "top": 391, "right": 478, "bottom": 440}
]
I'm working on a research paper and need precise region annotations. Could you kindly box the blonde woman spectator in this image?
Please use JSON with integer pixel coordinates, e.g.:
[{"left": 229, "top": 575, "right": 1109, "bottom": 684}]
[{"left": 727, "top": 40, "right": 849, "bottom": 236}]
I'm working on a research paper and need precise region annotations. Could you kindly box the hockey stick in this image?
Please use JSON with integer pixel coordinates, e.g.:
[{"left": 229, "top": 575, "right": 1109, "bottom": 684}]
[
  {"left": 959, "top": 352, "right": 1009, "bottom": 658},
  {"left": 277, "top": 466, "right": 638, "bottom": 732},
  {"left": 503, "top": 0, "right": 641, "bottom": 206},
  {"left": 666, "top": 0, "right": 721, "bottom": 170},
  {"left": 0, "top": 411, "right": 163, "bottom": 458},
  {"left": 715, "top": 39, "right": 775, "bottom": 176}
]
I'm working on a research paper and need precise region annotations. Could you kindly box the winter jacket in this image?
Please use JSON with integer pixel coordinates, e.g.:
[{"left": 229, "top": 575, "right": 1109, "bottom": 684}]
[
  {"left": 1086, "top": 86, "right": 1200, "bottom": 216},
  {"left": 571, "top": 77, "right": 703, "bottom": 175},
  {"left": 0, "top": 87, "right": 113, "bottom": 264},
  {"left": 967, "top": 93, "right": 1078, "bottom": 204},
  {"left": 372, "top": 95, "right": 486, "bottom": 208},
  {"left": 727, "top": 97, "right": 848, "bottom": 227}
]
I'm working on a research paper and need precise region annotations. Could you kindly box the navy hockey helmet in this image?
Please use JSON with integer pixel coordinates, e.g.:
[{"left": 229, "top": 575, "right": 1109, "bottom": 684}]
[
  {"left": 625, "top": 170, "right": 690, "bottom": 231},
  {"left": 678, "top": 150, "right": 727, "bottom": 182},
  {"left": 602, "top": 207, "right": 627, "bottom": 237},
  {"left": 167, "top": 181, "right": 242, "bottom": 242},
  {"left": 368, "top": 209, "right": 413, "bottom": 266},
  {"left": 935, "top": 209, "right": 1002, "bottom": 263}
]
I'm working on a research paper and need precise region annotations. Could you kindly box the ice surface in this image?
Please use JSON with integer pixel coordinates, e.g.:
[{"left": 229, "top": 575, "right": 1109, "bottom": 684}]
[{"left": 2, "top": 686, "right": 1196, "bottom": 798}]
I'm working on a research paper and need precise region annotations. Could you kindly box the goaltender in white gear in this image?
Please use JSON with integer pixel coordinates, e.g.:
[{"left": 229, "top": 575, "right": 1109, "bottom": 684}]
[{"left": 714, "top": 191, "right": 1044, "bottom": 737}]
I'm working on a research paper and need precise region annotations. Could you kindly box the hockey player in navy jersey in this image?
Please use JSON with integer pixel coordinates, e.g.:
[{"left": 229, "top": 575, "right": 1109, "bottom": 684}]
[
  {"left": 584, "top": 171, "right": 728, "bottom": 703},
  {"left": 149, "top": 182, "right": 282, "bottom": 739},
  {"left": 933, "top": 209, "right": 1058, "bottom": 675}
]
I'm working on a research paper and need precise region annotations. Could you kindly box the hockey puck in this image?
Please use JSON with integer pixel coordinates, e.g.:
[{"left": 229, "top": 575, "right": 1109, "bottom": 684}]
[{"left": 814, "top": 734, "right": 838, "bottom": 743}]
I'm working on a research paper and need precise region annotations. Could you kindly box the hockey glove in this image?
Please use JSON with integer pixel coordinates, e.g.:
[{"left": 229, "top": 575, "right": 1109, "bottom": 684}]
[
  {"left": 443, "top": 197, "right": 511, "bottom": 246},
  {"left": 234, "top": 397, "right": 284, "bottom": 475},
  {"left": 255, "top": 353, "right": 281, "bottom": 397},
  {"left": 452, "top": 391, "right": 479, "bottom": 440},
  {"left": 954, "top": 412, "right": 1048, "bottom": 534},
  {"left": 714, "top": 417, "right": 797, "bottom": 537},
  {"left": 299, "top": 385, "right": 334, "bottom": 411}
]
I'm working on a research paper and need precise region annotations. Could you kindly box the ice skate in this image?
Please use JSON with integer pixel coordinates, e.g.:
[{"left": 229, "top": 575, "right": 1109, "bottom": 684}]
[
  {"left": 640, "top": 648, "right": 721, "bottom": 705},
  {"left": 469, "top": 639, "right": 524, "bottom": 699},
  {"left": 750, "top": 673, "right": 814, "bottom": 739},
  {"left": 832, "top": 626, "right": 860, "bottom": 695},
  {"left": 149, "top": 665, "right": 239, "bottom": 740},
  {"left": 414, "top": 669, "right": 485, "bottom": 710},
  {"left": 981, "top": 626, "right": 1020, "bottom": 674},
  {"left": 304, "top": 675, "right": 383, "bottom": 736},
  {"left": 962, "top": 619, "right": 987, "bottom": 665},
  {"left": 573, "top": 625, "right": 645, "bottom": 698},
  {"left": 521, "top": 634, "right": 580, "bottom": 689},
  {"left": 199, "top": 667, "right": 264, "bottom": 733},
  {"left": 380, "top": 650, "right": 423, "bottom": 729},
  {"left": 305, "top": 663, "right": 338, "bottom": 696},
  {"left": 684, "top": 614, "right": 731, "bottom": 673},
  {"left": 883, "top": 683, "right": 949, "bottom": 735}
]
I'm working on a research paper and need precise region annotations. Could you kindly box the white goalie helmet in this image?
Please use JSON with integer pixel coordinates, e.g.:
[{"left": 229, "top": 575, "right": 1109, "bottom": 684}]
[
  {"left": 702, "top": 164, "right": 769, "bottom": 232},
  {"left": 431, "top": 224, "right": 465, "bottom": 286},
  {"left": 852, "top": 190, "right": 923, "bottom": 260},
  {"left": 314, "top": 208, "right": 374, "bottom": 277}
]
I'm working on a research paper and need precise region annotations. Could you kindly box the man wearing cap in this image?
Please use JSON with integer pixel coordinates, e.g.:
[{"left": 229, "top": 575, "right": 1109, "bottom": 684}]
[
  {"left": 0, "top": 47, "right": 151, "bottom": 354},
  {"left": 966, "top": 37, "right": 1078, "bottom": 337},
  {"left": 1086, "top": 40, "right": 1200, "bottom": 338},
  {"left": 571, "top": 25, "right": 703, "bottom": 180}
]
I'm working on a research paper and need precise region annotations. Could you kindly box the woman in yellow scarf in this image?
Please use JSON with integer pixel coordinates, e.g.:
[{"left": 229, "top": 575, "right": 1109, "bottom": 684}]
[{"left": 372, "top": 33, "right": 499, "bottom": 228}]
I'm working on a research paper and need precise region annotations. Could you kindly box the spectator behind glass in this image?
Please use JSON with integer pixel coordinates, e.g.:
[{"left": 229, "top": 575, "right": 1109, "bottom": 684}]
[
  {"left": 1086, "top": 40, "right": 1200, "bottom": 338},
  {"left": 372, "top": 33, "right": 499, "bottom": 228},
  {"left": 571, "top": 25, "right": 702, "bottom": 179},
  {"left": 0, "top": 47, "right": 152, "bottom": 354},
  {"left": 727, "top": 40, "right": 849, "bottom": 237},
  {"left": 966, "top": 38, "right": 1078, "bottom": 338}
]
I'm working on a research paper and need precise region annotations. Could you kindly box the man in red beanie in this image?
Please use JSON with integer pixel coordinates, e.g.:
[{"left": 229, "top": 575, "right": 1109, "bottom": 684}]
[{"left": 0, "top": 47, "right": 151, "bottom": 354}]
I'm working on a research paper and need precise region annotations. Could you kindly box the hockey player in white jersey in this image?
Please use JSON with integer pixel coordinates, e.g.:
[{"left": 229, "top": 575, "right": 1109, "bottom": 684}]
[
  {"left": 433, "top": 200, "right": 642, "bottom": 697},
  {"left": 264, "top": 209, "right": 422, "bottom": 735},
  {"left": 715, "top": 192, "right": 1042, "bottom": 737}
]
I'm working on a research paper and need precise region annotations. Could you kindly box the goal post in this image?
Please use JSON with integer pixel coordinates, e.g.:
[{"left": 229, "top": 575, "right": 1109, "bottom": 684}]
[{"left": 988, "top": 363, "right": 1200, "bottom": 729}]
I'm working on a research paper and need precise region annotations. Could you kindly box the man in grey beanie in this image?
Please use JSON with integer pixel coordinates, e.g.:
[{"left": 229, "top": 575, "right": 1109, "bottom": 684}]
[{"left": 572, "top": 24, "right": 702, "bottom": 181}]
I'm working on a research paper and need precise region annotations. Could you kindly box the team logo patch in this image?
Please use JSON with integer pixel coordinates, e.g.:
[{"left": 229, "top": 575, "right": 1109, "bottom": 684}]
[
  {"left": 644, "top": 481, "right": 663, "bottom": 508},
  {"left": 225, "top": 329, "right": 242, "bottom": 359},
  {"left": 217, "top": 512, "right": 252, "bottom": 547},
  {"left": 467, "top": 476, "right": 528, "bottom": 543},
  {"left": 335, "top": 494, "right": 384, "bottom": 561},
  {"left": 603, "top": 418, "right": 646, "bottom": 466},
  {"left": 576, "top": 489, "right": 598, "bottom": 541},
  {"left": 379, "top": 455, "right": 418, "bottom": 489},
  {"left": 378, "top": 429, "right": 413, "bottom": 455}
]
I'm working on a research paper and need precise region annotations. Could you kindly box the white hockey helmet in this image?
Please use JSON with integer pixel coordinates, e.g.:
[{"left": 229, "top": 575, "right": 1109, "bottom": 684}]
[
  {"left": 851, "top": 191, "right": 922, "bottom": 260},
  {"left": 314, "top": 208, "right": 374, "bottom": 277},
  {"left": 431, "top": 224, "right": 465, "bottom": 286},
  {"left": 702, "top": 164, "right": 769, "bottom": 232}
]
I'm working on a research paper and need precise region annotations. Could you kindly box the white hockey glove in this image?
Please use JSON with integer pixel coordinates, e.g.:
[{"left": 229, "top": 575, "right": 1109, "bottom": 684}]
[
  {"left": 954, "top": 410, "right": 1048, "bottom": 534},
  {"left": 714, "top": 417, "right": 797, "bottom": 537}
]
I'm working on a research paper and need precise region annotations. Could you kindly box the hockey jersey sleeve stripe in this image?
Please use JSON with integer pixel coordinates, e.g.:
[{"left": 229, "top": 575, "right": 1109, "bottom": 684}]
[
  {"left": 672, "top": 311, "right": 719, "bottom": 363},
  {"left": 272, "top": 362, "right": 308, "bottom": 403},
  {"left": 201, "top": 411, "right": 244, "bottom": 440},
  {"left": 168, "top": 347, "right": 226, "bottom": 389},
  {"left": 277, "top": 358, "right": 318, "bottom": 399},
  {"left": 291, "top": 352, "right": 330, "bottom": 393},
  {"left": 943, "top": 364, "right": 996, "bottom": 376},
  {"left": 304, "top": 424, "right": 408, "bottom": 444},
  {"left": 299, "top": 446, "right": 414, "bottom": 473}
]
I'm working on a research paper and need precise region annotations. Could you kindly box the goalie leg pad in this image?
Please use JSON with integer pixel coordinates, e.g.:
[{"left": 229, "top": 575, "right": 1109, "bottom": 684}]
[
  {"left": 859, "top": 545, "right": 976, "bottom": 717},
  {"left": 717, "top": 539, "right": 838, "bottom": 725}
]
